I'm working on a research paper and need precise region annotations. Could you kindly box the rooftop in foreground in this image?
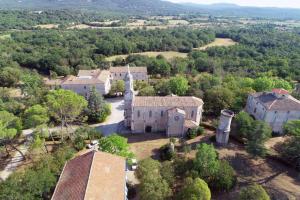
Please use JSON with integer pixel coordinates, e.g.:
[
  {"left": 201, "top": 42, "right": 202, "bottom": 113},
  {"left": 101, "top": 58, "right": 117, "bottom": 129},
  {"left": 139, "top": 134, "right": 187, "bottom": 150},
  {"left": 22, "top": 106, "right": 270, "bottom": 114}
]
[{"left": 51, "top": 151, "right": 126, "bottom": 200}]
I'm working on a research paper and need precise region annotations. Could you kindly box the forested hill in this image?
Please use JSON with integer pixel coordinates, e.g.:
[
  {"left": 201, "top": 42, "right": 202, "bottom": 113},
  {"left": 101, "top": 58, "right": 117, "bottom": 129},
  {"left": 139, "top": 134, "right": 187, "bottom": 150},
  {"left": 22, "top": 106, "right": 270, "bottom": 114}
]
[{"left": 0, "top": 0, "right": 183, "bottom": 14}]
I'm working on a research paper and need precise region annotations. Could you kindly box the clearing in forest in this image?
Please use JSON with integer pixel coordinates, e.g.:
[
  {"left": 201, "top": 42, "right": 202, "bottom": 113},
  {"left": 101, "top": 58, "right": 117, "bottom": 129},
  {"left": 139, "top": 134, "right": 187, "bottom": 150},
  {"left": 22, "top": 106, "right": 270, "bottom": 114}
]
[
  {"left": 34, "top": 24, "right": 59, "bottom": 29},
  {"left": 106, "top": 51, "right": 188, "bottom": 62},
  {"left": 195, "top": 38, "right": 237, "bottom": 50}
]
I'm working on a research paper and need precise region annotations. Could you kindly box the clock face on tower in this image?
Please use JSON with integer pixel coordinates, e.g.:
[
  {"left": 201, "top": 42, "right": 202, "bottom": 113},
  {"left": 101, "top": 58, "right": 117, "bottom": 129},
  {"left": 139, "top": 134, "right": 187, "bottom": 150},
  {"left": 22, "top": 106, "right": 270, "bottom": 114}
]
[{"left": 174, "top": 116, "right": 179, "bottom": 121}]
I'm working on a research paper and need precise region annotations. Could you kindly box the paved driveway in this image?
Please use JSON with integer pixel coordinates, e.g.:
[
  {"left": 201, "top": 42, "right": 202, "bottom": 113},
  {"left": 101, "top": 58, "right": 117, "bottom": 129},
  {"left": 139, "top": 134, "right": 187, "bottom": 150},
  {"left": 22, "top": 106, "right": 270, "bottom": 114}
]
[{"left": 93, "top": 97, "right": 125, "bottom": 136}]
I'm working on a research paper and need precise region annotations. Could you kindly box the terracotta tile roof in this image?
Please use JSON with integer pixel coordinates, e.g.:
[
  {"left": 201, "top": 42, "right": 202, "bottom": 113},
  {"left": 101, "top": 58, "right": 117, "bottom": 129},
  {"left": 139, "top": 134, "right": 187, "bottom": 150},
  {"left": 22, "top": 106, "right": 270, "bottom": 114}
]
[
  {"left": 110, "top": 66, "right": 147, "bottom": 73},
  {"left": 184, "top": 120, "right": 198, "bottom": 129},
  {"left": 44, "top": 78, "right": 64, "bottom": 86},
  {"left": 51, "top": 151, "right": 93, "bottom": 200},
  {"left": 133, "top": 96, "right": 203, "bottom": 107},
  {"left": 61, "top": 70, "right": 111, "bottom": 85},
  {"left": 51, "top": 151, "right": 126, "bottom": 200},
  {"left": 251, "top": 92, "right": 300, "bottom": 111},
  {"left": 167, "top": 107, "right": 186, "bottom": 115},
  {"left": 78, "top": 69, "right": 102, "bottom": 77},
  {"left": 272, "top": 88, "right": 289, "bottom": 95}
]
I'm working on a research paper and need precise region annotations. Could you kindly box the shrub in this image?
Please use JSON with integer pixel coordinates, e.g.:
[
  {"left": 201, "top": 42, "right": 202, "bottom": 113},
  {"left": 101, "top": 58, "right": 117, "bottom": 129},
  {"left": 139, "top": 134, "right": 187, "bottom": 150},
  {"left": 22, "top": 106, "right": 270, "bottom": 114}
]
[
  {"left": 159, "top": 143, "right": 175, "bottom": 161},
  {"left": 187, "top": 128, "right": 197, "bottom": 139},
  {"left": 239, "top": 184, "right": 270, "bottom": 200},
  {"left": 73, "top": 136, "right": 85, "bottom": 151},
  {"left": 177, "top": 177, "right": 211, "bottom": 200},
  {"left": 211, "top": 160, "right": 236, "bottom": 191}
]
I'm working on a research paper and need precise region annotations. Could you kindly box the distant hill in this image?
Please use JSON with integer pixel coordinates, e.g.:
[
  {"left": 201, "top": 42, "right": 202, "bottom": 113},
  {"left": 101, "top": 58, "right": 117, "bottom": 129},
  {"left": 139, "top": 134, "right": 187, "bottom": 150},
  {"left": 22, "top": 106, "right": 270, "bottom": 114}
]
[
  {"left": 0, "top": 0, "right": 183, "bottom": 14},
  {"left": 182, "top": 3, "right": 300, "bottom": 19},
  {"left": 1, "top": 0, "right": 300, "bottom": 19}
]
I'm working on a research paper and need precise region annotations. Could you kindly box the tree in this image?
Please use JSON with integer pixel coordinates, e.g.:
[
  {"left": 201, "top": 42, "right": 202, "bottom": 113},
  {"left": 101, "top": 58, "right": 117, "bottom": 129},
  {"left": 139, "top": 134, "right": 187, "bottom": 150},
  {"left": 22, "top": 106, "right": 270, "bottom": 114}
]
[
  {"left": 46, "top": 89, "right": 88, "bottom": 137},
  {"left": 212, "top": 160, "right": 236, "bottom": 191},
  {"left": 193, "top": 143, "right": 220, "bottom": 181},
  {"left": 0, "top": 67, "right": 21, "bottom": 87},
  {"left": 177, "top": 177, "right": 211, "bottom": 200},
  {"left": 0, "top": 111, "right": 24, "bottom": 159},
  {"left": 109, "top": 80, "right": 125, "bottom": 96},
  {"left": 135, "top": 158, "right": 172, "bottom": 200},
  {"left": 86, "top": 87, "right": 111, "bottom": 123},
  {"left": 281, "top": 136, "right": 300, "bottom": 170},
  {"left": 235, "top": 111, "right": 254, "bottom": 138},
  {"left": 23, "top": 105, "right": 49, "bottom": 128},
  {"left": 99, "top": 134, "right": 134, "bottom": 159},
  {"left": 160, "top": 161, "right": 175, "bottom": 186},
  {"left": 168, "top": 75, "right": 189, "bottom": 96},
  {"left": 283, "top": 120, "right": 300, "bottom": 137},
  {"left": 204, "top": 87, "right": 235, "bottom": 116},
  {"left": 253, "top": 77, "right": 274, "bottom": 92},
  {"left": 239, "top": 184, "right": 270, "bottom": 200},
  {"left": 246, "top": 121, "right": 272, "bottom": 157},
  {"left": 138, "top": 86, "right": 156, "bottom": 96}
]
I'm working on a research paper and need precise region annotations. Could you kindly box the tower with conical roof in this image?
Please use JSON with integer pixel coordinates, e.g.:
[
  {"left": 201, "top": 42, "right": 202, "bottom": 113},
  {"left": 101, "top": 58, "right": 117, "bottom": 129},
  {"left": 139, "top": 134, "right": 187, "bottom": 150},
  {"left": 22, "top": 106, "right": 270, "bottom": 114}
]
[{"left": 124, "top": 65, "right": 134, "bottom": 127}]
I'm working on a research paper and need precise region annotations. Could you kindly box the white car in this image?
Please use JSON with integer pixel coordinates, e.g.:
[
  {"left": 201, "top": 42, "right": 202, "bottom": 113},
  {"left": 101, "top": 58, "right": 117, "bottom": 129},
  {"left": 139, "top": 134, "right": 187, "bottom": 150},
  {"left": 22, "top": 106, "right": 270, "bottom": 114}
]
[
  {"left": 131, "top": 159, "right": 137, "bottom": 170},
  {"left": 86, "top": 140, "right": 99, "bottom": 149}
]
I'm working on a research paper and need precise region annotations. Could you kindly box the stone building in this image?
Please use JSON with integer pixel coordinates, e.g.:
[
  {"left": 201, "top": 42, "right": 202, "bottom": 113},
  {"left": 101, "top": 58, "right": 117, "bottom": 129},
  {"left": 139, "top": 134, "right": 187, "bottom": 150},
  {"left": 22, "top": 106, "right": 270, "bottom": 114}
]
[
  {"left": 124, "top": 66, "right": 203, "bottom": 137},
  {"left": 110, "top": 66, "right": 148, "bottom": 81},
  {"left": 246, "top": 88, "right": 300, "bottom": 133},
  {"left": 45, "top": 69, "right": 112, "bottom": 97}
]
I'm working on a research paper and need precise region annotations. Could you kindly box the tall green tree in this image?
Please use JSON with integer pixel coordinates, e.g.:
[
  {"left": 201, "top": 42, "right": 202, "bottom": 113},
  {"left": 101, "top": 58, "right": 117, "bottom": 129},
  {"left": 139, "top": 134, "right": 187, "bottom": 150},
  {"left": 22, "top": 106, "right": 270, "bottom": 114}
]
[
  {"left": 0, "top": 110, "right": 23, "bottom": 158},
  {"left": 194, "top": 143, "right": 220, "bottom": 181},
  {"left": 204, "top": 87, "right": 235, "bottom": 116},
  {"left": 177, "top": 177, "right": 211, "bottom": 200},
  {"left": 98, "top": 134, "right": 134, "bottom": 159},
  {"left": 23, "top": 105, "right": 49, "bottom": 128},
  {"left": 239, "top": 184, "right": 270, "bottom": 200},
  {"left": 46, "top": 89, "right": 87, "bottom": 138},
  {"left": 235, "top": 111, "right": 254, "bottom": 138},
  {"left": 283, "top": 120, "right": 300, "bottom": 137},
  {"left": 87, "top": 87, "right": 111, "bottom": 123},
  {"left": 168, "top": 75, "right": 189, "bottom": 96},
  {"left": 0, "top": 67, "right": 21, "bottom": 87},
  {"left": 246, "top": 121, "right": 272, "bottom": 157}
]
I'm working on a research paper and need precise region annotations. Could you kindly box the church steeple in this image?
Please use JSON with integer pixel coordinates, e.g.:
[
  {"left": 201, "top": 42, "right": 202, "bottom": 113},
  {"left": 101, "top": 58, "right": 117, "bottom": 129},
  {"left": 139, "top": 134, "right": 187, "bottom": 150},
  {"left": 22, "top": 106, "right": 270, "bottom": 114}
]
[{"left": 124, "top": 64, "right": 134, "bottom": 128}]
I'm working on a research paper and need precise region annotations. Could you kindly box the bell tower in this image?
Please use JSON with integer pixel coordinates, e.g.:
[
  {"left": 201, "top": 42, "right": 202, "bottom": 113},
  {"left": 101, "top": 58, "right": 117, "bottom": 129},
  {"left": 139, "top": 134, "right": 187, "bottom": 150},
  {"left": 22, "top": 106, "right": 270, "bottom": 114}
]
[{"left": 124, "top": 65, "right": 134, "bottom": 128}]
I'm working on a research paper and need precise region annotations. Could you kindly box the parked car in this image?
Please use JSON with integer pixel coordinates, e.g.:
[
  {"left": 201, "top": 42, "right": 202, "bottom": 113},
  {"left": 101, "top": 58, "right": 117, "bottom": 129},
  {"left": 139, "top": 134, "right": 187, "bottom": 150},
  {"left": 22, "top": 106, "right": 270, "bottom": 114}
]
[
  {"left": 86, "top": 140, "right": 99, "bottom": 149},
  {"left": 131, "top": 159, "right": 137, "bottom": 170}
]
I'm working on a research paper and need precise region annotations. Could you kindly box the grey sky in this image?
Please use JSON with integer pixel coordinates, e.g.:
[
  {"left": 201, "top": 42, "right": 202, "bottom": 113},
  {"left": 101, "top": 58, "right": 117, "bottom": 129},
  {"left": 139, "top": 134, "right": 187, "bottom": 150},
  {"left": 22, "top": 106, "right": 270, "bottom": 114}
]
[{"left": 166, "top": 0, "right": 300, "bottom": 8}]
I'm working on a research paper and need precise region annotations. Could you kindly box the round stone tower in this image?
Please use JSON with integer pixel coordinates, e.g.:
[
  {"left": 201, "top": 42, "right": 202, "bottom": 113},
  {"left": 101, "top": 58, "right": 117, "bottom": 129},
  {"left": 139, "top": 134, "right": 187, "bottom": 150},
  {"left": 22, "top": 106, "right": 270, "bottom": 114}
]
[{"left": 216, "top": 109, "right": 234, "bottom": 145}]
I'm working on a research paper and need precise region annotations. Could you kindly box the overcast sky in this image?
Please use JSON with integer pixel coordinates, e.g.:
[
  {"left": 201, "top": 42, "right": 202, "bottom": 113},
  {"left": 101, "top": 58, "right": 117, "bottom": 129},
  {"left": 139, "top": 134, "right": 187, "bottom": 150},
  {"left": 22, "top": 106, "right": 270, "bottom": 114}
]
[{"left": 166, "top": 0, "right": 300, "bottom": 8}]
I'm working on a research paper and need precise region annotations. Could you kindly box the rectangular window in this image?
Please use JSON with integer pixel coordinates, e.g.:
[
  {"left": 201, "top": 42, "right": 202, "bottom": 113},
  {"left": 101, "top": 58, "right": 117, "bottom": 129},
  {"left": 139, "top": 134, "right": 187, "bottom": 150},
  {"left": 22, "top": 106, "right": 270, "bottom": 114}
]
[
  {"left": 149, "top": 111, "right": 152, "bottom": 118},
  {"left": 137, "top": 111, "right": 140, "bottom": 118},
  {"left": 161, "top": 111, "right": 164, "bottom": 117},
  {"left": 191, "top": 110, "right": 194, "bottom": 118}
]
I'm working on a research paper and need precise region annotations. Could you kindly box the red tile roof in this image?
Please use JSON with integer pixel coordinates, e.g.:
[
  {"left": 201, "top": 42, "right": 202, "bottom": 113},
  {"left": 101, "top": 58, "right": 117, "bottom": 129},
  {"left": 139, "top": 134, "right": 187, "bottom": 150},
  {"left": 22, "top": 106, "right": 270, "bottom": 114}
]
[
  {"left": 51, "top": 151, "right": 126, "bottom": 200},
  {"left": 272, "top": 88, "right": 289, "bottom": 95}
]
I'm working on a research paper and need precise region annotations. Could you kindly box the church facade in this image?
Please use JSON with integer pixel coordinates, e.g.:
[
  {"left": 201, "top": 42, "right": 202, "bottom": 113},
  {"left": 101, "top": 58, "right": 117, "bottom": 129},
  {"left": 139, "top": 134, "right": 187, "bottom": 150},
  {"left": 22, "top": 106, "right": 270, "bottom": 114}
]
[{"left": 124, "top": 66, "right": 204, "bottom": 137}]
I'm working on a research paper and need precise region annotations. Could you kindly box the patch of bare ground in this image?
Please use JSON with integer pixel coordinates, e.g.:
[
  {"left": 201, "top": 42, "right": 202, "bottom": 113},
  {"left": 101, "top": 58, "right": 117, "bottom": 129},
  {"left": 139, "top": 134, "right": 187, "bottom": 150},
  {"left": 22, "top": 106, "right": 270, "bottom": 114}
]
[
  {"left": 194, "top": 38, "right": 237, "bottom": 50},
  {"left": 125, "top": 133, "right": 170, "bottom": 160}
]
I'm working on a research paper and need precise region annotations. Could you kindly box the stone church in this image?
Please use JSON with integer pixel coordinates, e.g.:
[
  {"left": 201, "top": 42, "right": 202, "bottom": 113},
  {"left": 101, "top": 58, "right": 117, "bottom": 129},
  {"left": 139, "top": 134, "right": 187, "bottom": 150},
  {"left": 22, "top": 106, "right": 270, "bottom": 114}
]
[{"left": 124, "top": 66, "right": 204, "bottom": 137}]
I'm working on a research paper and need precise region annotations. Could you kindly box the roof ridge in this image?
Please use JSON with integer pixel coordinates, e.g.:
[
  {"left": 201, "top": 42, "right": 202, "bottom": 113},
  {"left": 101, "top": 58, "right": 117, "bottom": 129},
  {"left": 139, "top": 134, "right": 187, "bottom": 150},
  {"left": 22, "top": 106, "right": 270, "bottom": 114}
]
[
  {"left": 83, "top": 150, "right": 96, "bottom": 200},
  {"left": 268, "top": 98, "right": 278, "bottom": 109}
]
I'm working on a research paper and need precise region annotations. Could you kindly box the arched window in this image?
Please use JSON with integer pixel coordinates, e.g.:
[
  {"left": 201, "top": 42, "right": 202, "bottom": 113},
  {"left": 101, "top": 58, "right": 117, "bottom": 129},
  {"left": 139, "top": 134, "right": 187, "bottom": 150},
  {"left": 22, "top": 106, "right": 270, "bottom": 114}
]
[
  {"left": 161, "top": 111, "right": 164, "bottom": 117},
  {"left": 149, "top": 111, "right": 152, "bottom": 118},
  {"left": 191, "top": 110, "right": 194, "bottom": 118},
  {"left": 137, "top": 110, "right": 140, "bottom": 118}
]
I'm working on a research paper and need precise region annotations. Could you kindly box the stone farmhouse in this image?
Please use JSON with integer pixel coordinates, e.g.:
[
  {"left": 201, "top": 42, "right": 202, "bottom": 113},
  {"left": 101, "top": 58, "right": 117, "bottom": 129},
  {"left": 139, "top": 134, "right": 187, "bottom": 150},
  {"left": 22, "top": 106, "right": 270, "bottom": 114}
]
[
  {"left": 246, "top": 88, "right": 300, "bottom": 133},
  {"left": 124, "top": 66, "right": 203, "bottom": 137},
  {"left": 51, "top": 151, "right": 127, "bottom": 200},
  {"left": 110, "top": 66, "right": 148, "bottom": 81},
  {"left": 44, "top": 66, "right": 148, "bottom": 96}
]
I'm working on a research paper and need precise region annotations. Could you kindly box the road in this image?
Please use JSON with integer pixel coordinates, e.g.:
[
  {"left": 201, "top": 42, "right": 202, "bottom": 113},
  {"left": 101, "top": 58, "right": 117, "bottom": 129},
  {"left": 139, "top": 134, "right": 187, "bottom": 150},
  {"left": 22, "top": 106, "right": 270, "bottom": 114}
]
[{"left": 93, "top": 97, "right": 125, "bottom": 136}]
